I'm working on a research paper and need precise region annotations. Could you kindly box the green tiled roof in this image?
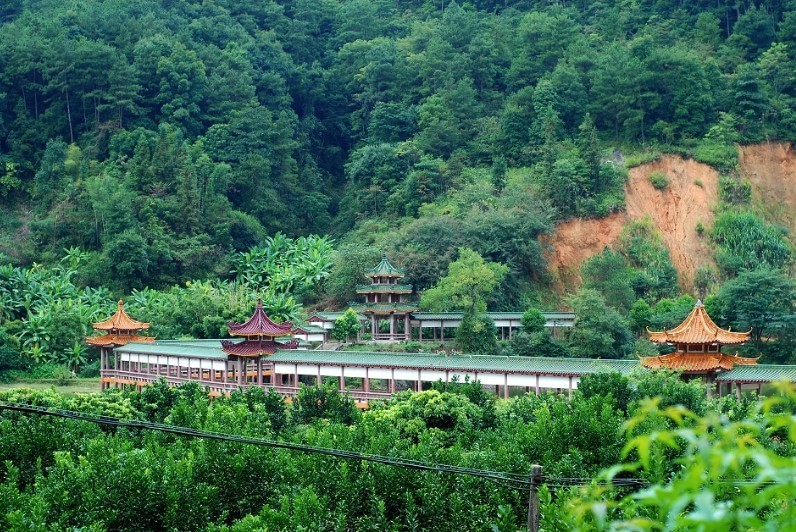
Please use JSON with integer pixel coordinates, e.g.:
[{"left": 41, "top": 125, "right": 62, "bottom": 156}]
[
  {"left": 365, "top": 253, "right": 405, "bottom": 277},
  {"left": 350, "top": 302, "right": 420, "bottom": 314},
  {"left": 270, "top": 350, "right": 639, "bottom": 375},
  {"left": 411, "top": 312, "right": 518, "bottom": 320},
  {"left": 356, "top": 283, "right": 413, "bottom": 294},
  {"left": 412, "top": 312, "right": 576, "bottom": 321},
  {"left": 117, "top": 338, "right": 307, "bottom": 358},
  {"left": 308, "top": 312, "right": 368, "bottom": 322},
  {"left": 716, "top": 365, "right": 796, "bottom": 383},
  {"left": 116, "top": 340, "right": 227, "bottom": 359},
  {"left": 293, "top": 324, "right": 326, "bottom": 333}
]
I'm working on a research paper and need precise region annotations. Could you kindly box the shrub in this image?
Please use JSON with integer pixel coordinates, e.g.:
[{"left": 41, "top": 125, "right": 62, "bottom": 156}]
[
  {"left": 648, "top": 171, "right": 670, "bottom": 190},
  {"left": 719, "top": 175, "right": 752, "bottom": 205},
  {"left": 692, "top": 140, "right": 738, "bottom": 172},
  {"left": 52, "top": 365, "right": 75, "bottom": 386}
]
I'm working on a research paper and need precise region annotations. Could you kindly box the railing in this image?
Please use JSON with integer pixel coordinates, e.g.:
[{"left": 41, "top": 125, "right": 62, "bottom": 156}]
[{"left": 101, "top": 370, "right": 396, "bottom": 403}]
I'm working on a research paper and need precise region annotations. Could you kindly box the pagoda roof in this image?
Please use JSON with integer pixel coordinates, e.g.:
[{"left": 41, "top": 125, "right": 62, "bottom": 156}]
[
  {"left": 221, "top": 338, "right": 299, "bottom": 357},
  {"left": 86, "top": 333, "right": 155, "bottom": 347},
  {"left": 640, "top": 352, "right": 758, "bottom": 373},
  {"left": 92, "top": 300, "right": 150, "bottom": 331},
  {"left": 228, "top": 299, "right": 293, "bottom": 337},
  {"left": 356, "top": 283, "right": 413, "bottom": 294},
  {"left": 365, "top": 253, "right": 405, "bottom": 277},
  {"left": 350, "top": 302, "right": 420, "bottom": 314},
  {"left": 647, "top": 300, "right": 750, "bottom": 346}
]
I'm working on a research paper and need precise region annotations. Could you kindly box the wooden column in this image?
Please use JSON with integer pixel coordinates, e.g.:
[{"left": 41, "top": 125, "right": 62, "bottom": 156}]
[
  {"left": 441, "top": 324, "right": 444, "bottom": 342},
  {"left": 371, "top": 315, "right": 376, "bottom": 337},
  {"left": 257, "top": 357, "right": 263, "bottom": 386},
  {"left": 389, "top": 314, "right": 395, "bottom": 339},
  {"left": 503, "top": 373, "right": 509, "bottom": 399},
  {"left": 706, "top": 374, "right": 714, "bottom": 399},
  {"left": 736, "top": 382, "right": 742, "bottom": 400},
  {"left": 238, "top": 358, "right": 244, "bottom": 387},
  {"left": 535, "top": 374, "right": 540, "bottom": 396},
  {"left": 568, "top": 376, "right": 573, "bottom": 399},
  {"left": 404, "top": 314, "right": 410, "bottom": 340}
]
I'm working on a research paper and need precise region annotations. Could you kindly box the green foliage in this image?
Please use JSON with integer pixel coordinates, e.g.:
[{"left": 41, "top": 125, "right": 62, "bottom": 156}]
[
  {"left": 711, "top": 210, "right": 792, "bottom": 275},
  {"left": 332, "top": 308, "right": 361, "bottom": 342},
  {"left": 520, "top": 307, "right": 546, "bottom": 334},
  {"left": 578, "top": 372, "right": 633, "bottom": 414},
  {"left": 647, "top": 171, "right": 670, "bottom": 190},
  {"left": 322, "top": 243, "right": 382, "bottom": 308},
  {"left": 456, "top": 311, "right": 499, "bottom": 356},
  {"left": 232, "top": 233, "right": 334, "bottom": 299},
  {"left": 370, "top": 390, "right": 485, "bottom": 445},
  {"left": 567, "top": 289, "right": 635, "bottom": 359},
  {"left": 420, "top": 248, "right": 508, "bottom": 314},
  {"left": 581, "top": 247, "right": 635, "bottom": 313},
  {"left": 630, "top": 370, "right": 707, "bottom": 415},
  {"left": 569, "top": 384, "right": 795, "bottom": 530},
  {"left": 718, "top": 175, "right": 752, "bottom": 205},
  {"left": 692, "top": 140, "right": 739, "bottom": 173},
  {"left": 715, "top": 268, "right": 795, "bottom": 355},
  {"left": 0, "top": 372, "right": 791, "bottom": 531},
  {"left": 617, "top": 219, "right": 679, "bottom": 303},
  {"left": 629, "top": 299, "right": 653, "bottom": 335},
  {"left": 293, "top": 383, "right": 360, "bottom": 425},
  {"left": 649, "top": 294, "right": 696, "bottom": 333}
]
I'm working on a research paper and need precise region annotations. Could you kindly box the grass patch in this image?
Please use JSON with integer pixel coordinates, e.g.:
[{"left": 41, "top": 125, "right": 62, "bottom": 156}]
[
  {"left": 692, "top": 141, "right": 738, "bottom": 173},
  {"left": 0, "top": 378, "right": 101, "bottom": 396},
  {"left": 624, "top": 149, "right": 663, "bottom": 168},
  {"left": 648, "top": 171, "right": 670, "bottom": 190}
]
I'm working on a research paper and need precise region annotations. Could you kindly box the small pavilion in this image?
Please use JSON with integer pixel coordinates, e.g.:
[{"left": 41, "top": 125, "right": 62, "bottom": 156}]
[
  {"left": 86, "top": 300, "right": 154, "bottom": 390},
  {"left": 221, "top": 299, "right": 300, "bottom": 387},
  {"left": 641, "top": 300, "right": 758, "bottom": 396},
  {"left": 353, "top": 253, "right": 418, "bottom": 341}
]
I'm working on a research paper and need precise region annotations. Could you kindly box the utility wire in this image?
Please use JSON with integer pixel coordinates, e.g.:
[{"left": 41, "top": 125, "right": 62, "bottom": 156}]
[
  {"left": 6, "top": 403, "right": 777, "bottom": 492},
  {"left": 0, "top": 403, "right": 533, "bottom": 487}
]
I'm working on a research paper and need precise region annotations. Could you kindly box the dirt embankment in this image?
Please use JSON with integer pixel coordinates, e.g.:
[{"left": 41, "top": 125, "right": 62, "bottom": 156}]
[
  {"left": 545, "top": 143, "right": 795, "bottom": 294},
  {"left": 624, "top": 156, "right": 719, "bottom": 287},
  {"left": 739, "top": 142, "right": 796, "bottom": 236}
]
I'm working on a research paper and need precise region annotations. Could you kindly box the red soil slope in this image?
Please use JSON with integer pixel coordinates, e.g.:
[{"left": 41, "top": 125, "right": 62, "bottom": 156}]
[{"left": 545, "top": 143, "right": 794, "bottom": 294}]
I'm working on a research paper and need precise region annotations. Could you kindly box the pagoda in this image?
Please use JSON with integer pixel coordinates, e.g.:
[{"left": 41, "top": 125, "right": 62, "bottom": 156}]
[
  {"left": 221, "top": 299, "right": 299, "bottom": 386},
  {"left": 352, "top": 253, "right": 418, "bottom": 341},
  {"left": 86, "top": 299, "right": 155, "bottom": 348},
  {"left": 641, "top": 300, "right": 757, "bottom": 395},
  {"left": 87, "top": 300, "right": 155, "bottom": 391}
]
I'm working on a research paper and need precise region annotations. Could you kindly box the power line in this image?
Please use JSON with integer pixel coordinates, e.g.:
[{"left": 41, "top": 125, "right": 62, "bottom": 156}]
[
  {"left": 0, "top": 403, "right": 533, "bottom": 487},
  {"left": 6, "top": 403, "right": 777, "bottom": 492}
]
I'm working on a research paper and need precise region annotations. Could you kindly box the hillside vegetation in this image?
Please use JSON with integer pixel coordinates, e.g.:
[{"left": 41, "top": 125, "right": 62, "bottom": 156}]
[{"left": 0, "top": 1, "right": 795, "bottom": 370}]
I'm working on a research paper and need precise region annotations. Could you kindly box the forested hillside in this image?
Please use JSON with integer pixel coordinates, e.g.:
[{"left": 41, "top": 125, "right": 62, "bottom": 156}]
[{"left": 1, "top": 1, "right": 795, "bottom": 368}]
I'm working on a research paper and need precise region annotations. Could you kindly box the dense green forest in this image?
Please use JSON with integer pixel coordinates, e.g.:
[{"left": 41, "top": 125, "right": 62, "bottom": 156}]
[
  {"left": 0, "top": 3, "right": 795, "bottom": 529},
  {"left": 1, "top": 0, "right": 795, "bottom": 373}
]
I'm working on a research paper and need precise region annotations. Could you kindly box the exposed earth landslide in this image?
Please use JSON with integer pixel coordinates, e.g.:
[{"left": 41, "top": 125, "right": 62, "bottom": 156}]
[{"left": 545, "top": 142, "right": 796, "bottom": 294}]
